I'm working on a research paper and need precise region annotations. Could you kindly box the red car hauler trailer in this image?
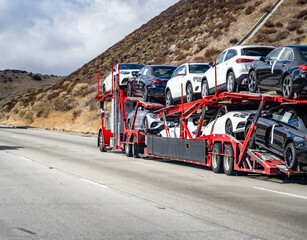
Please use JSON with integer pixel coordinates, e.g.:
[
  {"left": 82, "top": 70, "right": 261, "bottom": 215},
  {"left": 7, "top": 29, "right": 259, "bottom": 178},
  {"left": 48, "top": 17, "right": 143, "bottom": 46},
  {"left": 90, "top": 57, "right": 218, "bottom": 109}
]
[{"left": 96, "top": 65, "right": 307, "bottom": 177}]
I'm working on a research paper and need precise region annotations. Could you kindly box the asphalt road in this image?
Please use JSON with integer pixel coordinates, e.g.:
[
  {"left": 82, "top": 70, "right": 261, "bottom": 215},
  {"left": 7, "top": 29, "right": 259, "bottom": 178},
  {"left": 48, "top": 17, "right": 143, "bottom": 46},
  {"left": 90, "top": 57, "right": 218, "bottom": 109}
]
[{"left": 0, "top": 126, "right": 307, "bottom": 239}]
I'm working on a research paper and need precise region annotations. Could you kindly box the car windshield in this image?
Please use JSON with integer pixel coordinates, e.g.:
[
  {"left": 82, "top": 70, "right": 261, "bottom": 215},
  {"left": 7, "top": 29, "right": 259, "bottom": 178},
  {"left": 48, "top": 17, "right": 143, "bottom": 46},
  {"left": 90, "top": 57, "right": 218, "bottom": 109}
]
[
  {"left": 297, "top": 46, "right": 307, "bottom": 61},
  {"left": 189, "top": 64, "right": 210, "bottom": 73},
  {"left": 119, "top": 64, "right": 144, "bottom": 70},
  {"left": 152, "top": 66, "right": 176, "bottom": 76},
  {"left": 241, "top": 48, "right": 273, "bottom": 57}
]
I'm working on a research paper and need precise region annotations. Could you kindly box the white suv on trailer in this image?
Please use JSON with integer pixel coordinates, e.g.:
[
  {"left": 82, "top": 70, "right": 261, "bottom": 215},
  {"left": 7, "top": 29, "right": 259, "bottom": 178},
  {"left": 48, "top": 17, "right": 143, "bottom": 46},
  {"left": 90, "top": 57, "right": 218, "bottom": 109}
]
[
  {"left": 103, "top": 63, "right": 144, "bottom": 93},
  {"left": 201, "top": 45, "right": 274, "bottom": 98},
  {"left": 165, "top": 63, "right": 210, "bottom": 106}
]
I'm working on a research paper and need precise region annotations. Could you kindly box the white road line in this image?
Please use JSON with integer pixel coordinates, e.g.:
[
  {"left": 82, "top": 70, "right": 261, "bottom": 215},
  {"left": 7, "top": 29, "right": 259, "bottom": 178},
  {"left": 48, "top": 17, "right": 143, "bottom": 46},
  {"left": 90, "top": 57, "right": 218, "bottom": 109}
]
[
  {"left": 81, "top": 178, "right": 109, "bottom": 189},
  {"left": 253, "top": 186, "right": 307, "bottom": 200},
  {"left": 130, "top": 161, "right": 154, "bottom": 167}
]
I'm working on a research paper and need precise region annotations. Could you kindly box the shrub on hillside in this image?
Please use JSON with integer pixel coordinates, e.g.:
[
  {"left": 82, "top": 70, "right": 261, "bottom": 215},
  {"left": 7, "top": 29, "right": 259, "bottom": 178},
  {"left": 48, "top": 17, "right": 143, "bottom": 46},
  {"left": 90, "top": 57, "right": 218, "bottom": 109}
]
[
  {"left": 264, "top": 20, "right": 275, "bottom": 28},
  {"left": 254, "top": 1, "right": 262, "bottom": 7},
  {"left": 295, "top": 9, "right": 307, "bottom": 20},
  {"left": 287, "top": 20, "right": 301, "bottom": 31},
  {"left": 204, "top": 48, "right": 220, "bottom": 59},
  {"left": 297, "top": 0, "right": 307, "bottom": 5},
  {"left": 261, "top": 5, "right": 271, "bottom": 13},
  {"left": 275, "top": 21, "right": 284, "bottom": 27},
  {"left": 262, "top": 28, "right": 277, "bottom": 34},
  {"left": 32, "top": 75, "right": 42, "bottom": 81},
  {"left": 229, "top": 38, "right": 238, "bottom": 44},
  {"left": 245, "top": 6, "right": 255, "bottom": 15}
]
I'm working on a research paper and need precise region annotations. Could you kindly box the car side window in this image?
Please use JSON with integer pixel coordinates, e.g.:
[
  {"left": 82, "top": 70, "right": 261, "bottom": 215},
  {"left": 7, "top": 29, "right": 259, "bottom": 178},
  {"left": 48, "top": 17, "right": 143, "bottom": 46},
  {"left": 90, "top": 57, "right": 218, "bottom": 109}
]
[
  {"left": 224, "top": 49, "right": 237, "bottom": 61},
  {"left": 181, "top": 66, "right": 187, "bottom": 75},
  {"left": 279, "top": 48, "right": 294, "bottom": 61},
  {"left": 216, "top": 51, "right": 226, "bottom": 65},
  {"left": 143, "top": 67, "right": 149, "bottom": 76},
  {"left": 280, "top": 109, "right": 299, "bottom": 128},
  {"left": 266, "top": 48, "right": 283, "bottom": 61},
  {"left": 269, "top": 107, "right": 283, "bottom": 121},
  {"left": 172, "top": 66, "right": 184, "bottom": 78}
]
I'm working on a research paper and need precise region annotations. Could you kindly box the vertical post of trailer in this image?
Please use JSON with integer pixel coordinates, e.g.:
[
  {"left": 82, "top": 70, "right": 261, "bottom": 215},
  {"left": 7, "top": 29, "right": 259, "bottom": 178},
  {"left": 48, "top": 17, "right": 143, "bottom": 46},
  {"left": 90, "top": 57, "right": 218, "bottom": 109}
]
[
  {"left": 117, "top": 64, "right": 121, "bottom": 147},
  {"left": 214, "top": 59, "right": 217, "bottom": 96},
  {"left": 180, "top": 83, "right": 185, "bottom": 138},
  {"left": 111, "top": 64, "right": 114, "bottom": 94}
]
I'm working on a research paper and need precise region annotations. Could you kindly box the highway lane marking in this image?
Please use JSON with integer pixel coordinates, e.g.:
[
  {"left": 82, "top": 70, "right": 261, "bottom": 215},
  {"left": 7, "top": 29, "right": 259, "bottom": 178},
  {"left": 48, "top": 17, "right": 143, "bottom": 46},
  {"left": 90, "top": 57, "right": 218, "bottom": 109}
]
[
  {"left": 81, "top": 178, "right": 109, "bottom": 189},
  {"left": 130, "top": 161, "right": 154, "bottom": 167},
  {"left": 253, "top": 186, "right": 307, "bottom": 200}
]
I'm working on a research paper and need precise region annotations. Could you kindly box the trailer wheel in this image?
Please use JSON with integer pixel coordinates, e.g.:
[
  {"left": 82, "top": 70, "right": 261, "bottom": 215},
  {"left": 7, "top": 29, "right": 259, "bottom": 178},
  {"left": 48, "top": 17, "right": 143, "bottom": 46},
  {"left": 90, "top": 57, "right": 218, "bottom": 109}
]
[
  {"left": 132, "top": 144, "right": 140, "bottom": 158},
  {"left": 98, "top": 131, "right": 107, "bottom": 152},
  {"left": 125, "top": 137, "right": 132, "bottom": 157},
  {"left": 142, "top": 86, "right": 149, "bottom": 102},
  {"left": 211, "top": 143, "right": 223, "bottom": 173},
  {"left": 284, "top": 142, "right": 297, "bottom": 170},
  {"left": 223, "top": 144, "right": 236, "bottom": 176},
  {"left": 143, "top": 117, "right": 149, "bottom": 133}
]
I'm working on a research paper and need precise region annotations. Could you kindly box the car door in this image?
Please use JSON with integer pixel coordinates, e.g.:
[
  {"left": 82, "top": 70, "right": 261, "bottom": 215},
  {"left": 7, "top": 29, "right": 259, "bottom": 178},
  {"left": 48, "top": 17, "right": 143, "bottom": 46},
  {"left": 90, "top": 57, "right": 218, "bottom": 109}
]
[
  {"left": 222, "top": 49, "right": 237, "bottom": 88},
  {"left": 273, "top": 47, "right": 294, "bottom": 87},
  {"left": 257, "top": 48, "right": 284, "bottom": 87},
  {"left": 136, "top": 66, "right": 149, "bottom": 92},
  {"left": 271, "top": 107, "right": 297, "bottom": 154},
  {"left": 168, "top": 65, "right": 186, "bottom": 100}
]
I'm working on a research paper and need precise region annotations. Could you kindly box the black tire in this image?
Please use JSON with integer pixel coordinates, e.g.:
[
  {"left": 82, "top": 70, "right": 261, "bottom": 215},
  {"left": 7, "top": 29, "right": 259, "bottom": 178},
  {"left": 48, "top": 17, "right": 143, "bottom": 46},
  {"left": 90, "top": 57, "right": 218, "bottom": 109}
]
[
  {"left": 282, "top": 75, "right": 294, "bottom": 99},
  {"left": 223, "top": 144, "right": 236, "bottom": 175},
  {"left": 143, "top": 117, "right": 149, "bottom": 133},
  {"left": 225, "top": 119, "right": 233, "bottom": 136},
  {"left": 201, "top": 80, "right": 209, "bottom": 99},
  {"left": 127, "top": 83, "right": 132, "bottom": 97},
  {"left": 98, "top": 131, "right": 107, "bottom": 152},
  {"left": 125, "top": 141, "right": 132, "bottom": 157},
  {"left": 165, "top": 90, "right": 173, "bottom": 107},
  {"left": 244, "top": 123, "right": 256, "bottom": 149},
  {"left": 102, "top": 84, "right": 106, "bottom": 94},
  {"left": 211, "top": 143, "right": 224, "bottom": 173},
  {"left": 142, "top": 86, "right": 149, "bottom": 102},
  {"left": 186, "top": 83, "right": 194, "bottom": 103},
  {"left": 132, "top": 144, "right": 140, "bottom": 158},
  {"left": 248, "top": 70, "right": 257, "bottom": 93},
  {"left": 226, "top": 71, "right": 237, "bottom": 92},
  {"left": 284, "top": 142, "right": 297, "bottom": 170}
]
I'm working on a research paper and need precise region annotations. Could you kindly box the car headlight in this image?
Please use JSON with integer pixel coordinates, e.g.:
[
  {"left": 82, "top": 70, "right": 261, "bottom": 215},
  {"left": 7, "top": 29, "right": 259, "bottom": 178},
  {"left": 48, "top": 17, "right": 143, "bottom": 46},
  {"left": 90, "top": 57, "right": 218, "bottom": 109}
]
[
  {"left": 193, "top": 76, "right": 202, "bottom": 82},
  {"left": 233, "top": 113, "right": 247, "bottom": 118},
  {"left": 149, "top": 113, "right": 157, "bottom": 118},
  {"left": 120, "top": 71, "right": 130, "bottom": 75}
]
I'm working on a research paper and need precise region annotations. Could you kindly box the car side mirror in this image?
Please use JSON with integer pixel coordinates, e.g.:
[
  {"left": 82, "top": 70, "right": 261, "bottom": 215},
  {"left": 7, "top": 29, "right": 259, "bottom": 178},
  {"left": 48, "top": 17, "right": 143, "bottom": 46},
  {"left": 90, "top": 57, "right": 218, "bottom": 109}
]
[
  {"left": 99, "top": 100, "right": 104, "bottom": 114},
  {"left": 259, "top": 56, "right": 266, "bottom": 62},
  {"left": 209, "top": 62, "right": 214, "bottom": 67}
]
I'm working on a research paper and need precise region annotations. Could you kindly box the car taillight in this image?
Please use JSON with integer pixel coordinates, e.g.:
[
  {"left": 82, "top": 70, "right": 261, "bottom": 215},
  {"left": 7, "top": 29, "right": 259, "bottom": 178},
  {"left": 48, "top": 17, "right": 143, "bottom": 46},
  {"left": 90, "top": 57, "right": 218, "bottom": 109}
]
[
  {"left": 236, "top": 58, "right": 254, "bottom": 63},
  {"left": 299, "top": 65, "right": 307, "bottom": 72},
  {"left": 151, "top": 79, "right": 163, "bottom": 83}
]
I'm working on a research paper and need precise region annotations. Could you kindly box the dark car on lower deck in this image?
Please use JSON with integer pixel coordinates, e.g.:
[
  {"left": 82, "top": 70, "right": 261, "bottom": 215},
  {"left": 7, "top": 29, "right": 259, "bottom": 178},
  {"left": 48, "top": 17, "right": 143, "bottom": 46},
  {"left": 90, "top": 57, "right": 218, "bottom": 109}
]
[
  {"left": 245, "top": 104, "right": 307, "bottom": 169},
  {"left": 127, "top": 65, "right": 177, "bottom": 102}
]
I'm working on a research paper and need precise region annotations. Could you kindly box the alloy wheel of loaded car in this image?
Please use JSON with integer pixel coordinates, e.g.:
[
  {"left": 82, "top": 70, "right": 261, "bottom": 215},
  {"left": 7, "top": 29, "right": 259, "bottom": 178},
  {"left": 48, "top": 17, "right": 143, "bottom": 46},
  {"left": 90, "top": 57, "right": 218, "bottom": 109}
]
[
  {"left": 226, "top": 72, "right": 237, "bottom": 92},
  {"left": 165, "top": 90, "right": 173, "bottom": 107},
  {"left": 225, "top": 119, "right": 233, "bottom": 136},
  {"left": 186, "top": 84, "right": 194, "bottom": 103},
  {"left": 284, "top": 142, "right": 297, "bottom": 169},
  {"left": 201, "top": 80, "right": 209, "bottom": 98},
  {"left": 248, "top": 71, "right": 257, "bottom": 93},
  {"left": 127, "top": 83, "right": 132, "bottom": 97},
  {"left": 282, "top": 75, "right": 294, "bottom": 99},
  {"left": 142, "top": 86, "right": 149, "bottom": 102}
]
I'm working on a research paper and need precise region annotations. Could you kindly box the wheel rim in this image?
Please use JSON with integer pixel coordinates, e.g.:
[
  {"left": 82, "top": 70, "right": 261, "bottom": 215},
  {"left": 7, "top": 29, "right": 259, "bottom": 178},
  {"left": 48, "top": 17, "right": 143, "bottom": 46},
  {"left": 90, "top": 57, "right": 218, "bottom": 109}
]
[
  {"left": 142, "top": 87, "right": 147, "bottom": 101},
  {"left": 248, "top": 72, "right": 256, "bottom": 91},
  {"left": 224, "top": 149, "right": 231, "bottom": 171},
  {"left": 187, "top": 85, "right": 192, "bottom": 102},
  {"left": 212, "top": 148, "right": 218, "bottom": 169},
  {"left": 127, "top": 84, "right": 131, "bottom": 96},
  {"left": 283, "top": 76, "right": 292, "bottom": 98},
  {"left": 227, "top": 73, "right": 234, "bottom": 92},
  {"left": 144, "top": 118, "right": 148, "bottom": 133},
  {"left": 285, "top": 146, "right": 294, "bottom": 167},
  {"left": 202, "top": 82, "right": 208, "bottom": 98},
  {"left": 99, "top": 132, "right": 103, "bottom": 149},
  {"left": 166, "top": 92, "right": 171, "bottom": 106},
  {"left": 225, "top": 120, "right": 232, "bottom": 135}
]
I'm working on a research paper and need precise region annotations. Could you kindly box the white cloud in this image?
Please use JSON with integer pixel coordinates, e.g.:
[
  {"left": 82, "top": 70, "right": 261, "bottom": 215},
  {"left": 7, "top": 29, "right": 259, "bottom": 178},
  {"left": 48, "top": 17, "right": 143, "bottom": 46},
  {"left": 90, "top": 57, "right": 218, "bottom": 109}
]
[{"left": 0, "top": 0, "right": 178, "bottom": 75}]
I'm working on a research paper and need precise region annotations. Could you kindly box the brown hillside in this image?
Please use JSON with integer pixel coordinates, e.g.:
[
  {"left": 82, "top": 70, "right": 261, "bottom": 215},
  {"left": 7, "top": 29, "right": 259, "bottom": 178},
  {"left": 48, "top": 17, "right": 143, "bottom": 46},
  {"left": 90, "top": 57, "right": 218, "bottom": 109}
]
[
  {"left": 0, "top": 0, "right": 306, "bottom": 133},
  {"left": 0, "top": 70, "right": 63, "bottom": 100}
]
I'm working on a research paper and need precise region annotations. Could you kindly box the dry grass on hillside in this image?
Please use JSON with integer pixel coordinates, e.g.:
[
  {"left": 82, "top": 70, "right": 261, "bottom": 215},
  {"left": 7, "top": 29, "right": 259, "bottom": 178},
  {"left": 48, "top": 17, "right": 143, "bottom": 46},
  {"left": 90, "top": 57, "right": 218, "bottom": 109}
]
[{"left": 0, "top": 0, "right": 306, "bottom": 134}]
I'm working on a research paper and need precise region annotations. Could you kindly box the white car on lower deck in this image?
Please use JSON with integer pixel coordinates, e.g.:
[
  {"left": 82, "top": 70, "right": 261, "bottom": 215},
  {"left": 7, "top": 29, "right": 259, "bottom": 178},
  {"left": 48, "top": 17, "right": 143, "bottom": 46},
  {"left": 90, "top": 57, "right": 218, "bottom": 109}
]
[
  {"left": 102, "top": 63, "right": 144, "bottom": 93},
  {"left": 201, "top": 45, "right": 274, "bottom": 98},
  {"left": 165, "top": 63, "right": 210, "bottom": 106}
]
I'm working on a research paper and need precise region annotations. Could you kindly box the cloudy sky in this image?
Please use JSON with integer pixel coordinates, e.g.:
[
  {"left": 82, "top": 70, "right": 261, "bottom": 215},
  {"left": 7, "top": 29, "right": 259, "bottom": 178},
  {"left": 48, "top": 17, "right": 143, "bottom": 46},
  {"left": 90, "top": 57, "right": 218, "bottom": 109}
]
[{"left": 0, "top": 0, "right": 178, "bottom": 76}]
